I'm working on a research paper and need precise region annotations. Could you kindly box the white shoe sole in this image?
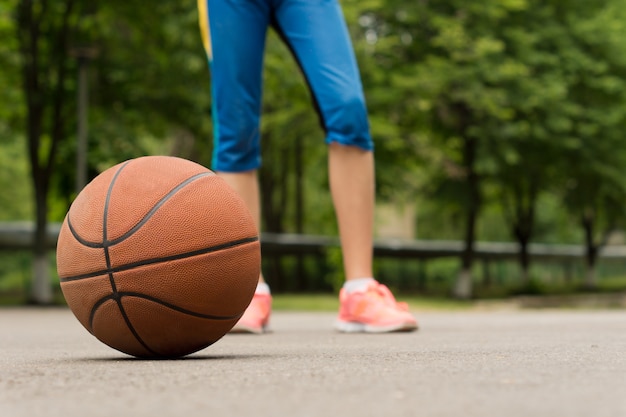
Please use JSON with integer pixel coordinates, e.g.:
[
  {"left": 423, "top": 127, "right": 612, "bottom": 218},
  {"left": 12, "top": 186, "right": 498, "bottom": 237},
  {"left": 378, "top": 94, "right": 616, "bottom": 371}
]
[
  {"left": 229, "top": 324, "right": 268, "bottom": 334},
  {"left": 334, "top": 320, "right": 418, "bottom": 333}
]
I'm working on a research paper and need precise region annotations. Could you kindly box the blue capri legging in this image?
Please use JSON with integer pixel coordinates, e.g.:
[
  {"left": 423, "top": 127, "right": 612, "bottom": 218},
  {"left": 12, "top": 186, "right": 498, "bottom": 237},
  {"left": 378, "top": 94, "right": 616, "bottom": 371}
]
[{"left": 197, "top": 0, "right": 373, "bottom": 172}]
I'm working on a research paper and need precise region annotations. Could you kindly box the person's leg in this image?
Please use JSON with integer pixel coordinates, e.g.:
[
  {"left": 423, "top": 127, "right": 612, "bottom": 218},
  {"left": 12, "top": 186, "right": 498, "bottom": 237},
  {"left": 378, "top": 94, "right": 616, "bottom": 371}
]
[
  {"left": 198, "top": 0, "right": 272, "bottom": 333},
  {"left": 203, "top": 0, "right": 269, "bottom": 173},
  {"left": 275, "top": 0, "right": 417, "bottom": 332},
  {"left": 218, "top": 172, "right": 271, "bottom": 335},
  {"left": 273, "top": 0, "right": 373, "bottom": 281},
  {"left": 201, "top": 0, "right": 267, "bottom": 275},
  {"left": 218, "top": 171, "right": 266, "bottom": 284},
  {"left": 328, "top": 143, "right": 375, "bottom": 281},
  {"left": 273, "top": 0, "right": 371, "bottom": 152}
]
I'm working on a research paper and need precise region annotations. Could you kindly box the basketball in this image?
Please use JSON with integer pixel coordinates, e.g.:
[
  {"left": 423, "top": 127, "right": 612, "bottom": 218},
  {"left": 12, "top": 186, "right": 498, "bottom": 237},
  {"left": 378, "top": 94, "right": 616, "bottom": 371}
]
[{"left": 56, "top": 156, "right": 260, "bottom": 358}]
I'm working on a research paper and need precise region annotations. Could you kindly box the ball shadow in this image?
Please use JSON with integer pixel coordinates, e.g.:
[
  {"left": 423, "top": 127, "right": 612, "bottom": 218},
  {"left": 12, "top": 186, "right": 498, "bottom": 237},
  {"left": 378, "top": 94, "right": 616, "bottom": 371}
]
[{"left": 72, "top": 353, "right": 273, "bottom": 362}]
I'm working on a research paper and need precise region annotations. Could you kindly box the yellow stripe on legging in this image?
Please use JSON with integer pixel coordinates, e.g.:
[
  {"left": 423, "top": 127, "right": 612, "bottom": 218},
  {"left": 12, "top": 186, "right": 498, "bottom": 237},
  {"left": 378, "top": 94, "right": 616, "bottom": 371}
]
[{"left": 197, "top": 0, "right": 212, "bottom": 60}]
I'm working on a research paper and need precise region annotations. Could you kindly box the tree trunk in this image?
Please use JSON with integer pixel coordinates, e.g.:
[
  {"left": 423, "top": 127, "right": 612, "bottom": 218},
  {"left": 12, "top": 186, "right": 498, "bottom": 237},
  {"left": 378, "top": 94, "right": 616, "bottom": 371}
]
[
  {"left": 17, "top": 0, "right": 78, "bottom": 304},
  {"left": 259, "top": 134, "right": 290, "bottom": 291},
  {"left": 294, "top": 135, "right": 305, "bottom": 290},
  {"left": 31, "top": 252, "right": 52, "bottom": 304},
  {"left": 28, "top": 162, "right": 53, "bottom": 303},
  {"left": 518, "top": 236, "right": 530, "bottom": 286},
  {"left": 582, "top": 212, "right": 598, "bottom": 289},
  {"left": 519, "top": 262, "right": 530, "bottom": 287},
  {"left": 511, "top": 180, "right": 537, "bottom": 290},
  {"left": 259, "top": 166, "right": 284, "bottom": 291},
  {"left": 585, "top": 267, "right": 597, "bottom": 289},
  {"left": 453, "top": 135, "right": 479, "bottom": 299},
  {"left": 454, "top": 267, "right": 473, "bottom": 299},
  {"left": 481, "top": 259, "right": 492, "bottom": 288}
]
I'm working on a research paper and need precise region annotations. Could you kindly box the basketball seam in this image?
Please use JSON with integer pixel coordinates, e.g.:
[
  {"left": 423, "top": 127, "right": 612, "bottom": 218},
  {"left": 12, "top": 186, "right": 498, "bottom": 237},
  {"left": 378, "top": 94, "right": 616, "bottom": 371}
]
[
  {"left": 88, "top": 292, "right": 242, "bottom": 357},
  {"left": 102, "top": 161, "right": 129, "bottom": 296},
  {"left": 89, "top": 292, "right": 243, "bottom": 327},
  {"left": 67, "top": 171, "right": 214, "bottom": 248},
  {"left": 101, "top": 161, "right": 142, "bottom": 353},
  {"left": 90, "top": 294, "right": 160, "bottom": 356},
  {"left": 58, "top": 237, "right": 259, "bottom": 282}
]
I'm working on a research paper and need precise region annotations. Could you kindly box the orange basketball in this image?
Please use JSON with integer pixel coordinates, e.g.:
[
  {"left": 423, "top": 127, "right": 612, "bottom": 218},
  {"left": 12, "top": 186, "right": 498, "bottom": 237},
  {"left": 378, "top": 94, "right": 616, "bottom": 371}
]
[{"left": 56, "top": 156, "right": 260, "bottom": 358}]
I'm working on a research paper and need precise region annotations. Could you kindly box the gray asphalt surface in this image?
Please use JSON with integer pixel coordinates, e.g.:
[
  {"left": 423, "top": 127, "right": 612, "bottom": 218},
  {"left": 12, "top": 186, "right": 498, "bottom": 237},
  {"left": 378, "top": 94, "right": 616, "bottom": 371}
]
[{"left": 1, "top": 307, "right": 625, "bottom": 417}]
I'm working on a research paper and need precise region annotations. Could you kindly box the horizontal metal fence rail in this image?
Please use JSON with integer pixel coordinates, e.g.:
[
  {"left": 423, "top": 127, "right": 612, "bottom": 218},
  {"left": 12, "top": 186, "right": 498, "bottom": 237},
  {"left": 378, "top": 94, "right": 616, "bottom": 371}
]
[
  {"left": 2, "top": 222, "right": 626, "bottom": 262},
  {"left": 0, "top": 222, "right": 61, "bottom": 251},
  {"left": 263, "top": 233, "right": 626, "bottom": 261}
]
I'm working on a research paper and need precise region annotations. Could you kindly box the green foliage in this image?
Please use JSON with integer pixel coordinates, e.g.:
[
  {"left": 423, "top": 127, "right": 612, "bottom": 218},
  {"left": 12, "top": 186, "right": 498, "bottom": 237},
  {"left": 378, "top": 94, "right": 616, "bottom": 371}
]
[
  {"left": 324, "top": 246, "right": 345, "bottom": 292},
  {"left": 2, "top": 0, "right": 626, "bottom": 295},
  {"left": 58, "top": 2, "right": 213, "bottom": 189},
  {"left": 0, "top": 0, "right": 21, "bottom": 129},
  {"left": 0, "top": 137, "right": 32, "bottom": 220},
  {"left": 0, "top": 3, "right": 30, "bottom": 221},
  {"left": 351, "top": 0, "right": 626, "bottom": 250}
]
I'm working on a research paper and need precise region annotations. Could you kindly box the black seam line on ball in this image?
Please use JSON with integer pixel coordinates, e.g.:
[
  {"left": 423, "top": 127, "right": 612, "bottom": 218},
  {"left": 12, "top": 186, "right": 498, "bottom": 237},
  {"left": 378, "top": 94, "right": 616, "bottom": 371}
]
[
  {"left": 58, "top": 236, "right": 259, "bottom": 282},
  {"left": 101, "top": 163, "right": 142, "bottom": 351},
  {"left": 90, "top": 292, "right": 243, "bottom": 324},
  {"left": 88, "top": 292, "right": 243, "bottom": 357},
  {"left": 103, "top": 162, "right": 132, "bottom": 294},
  {"left": 89, "top": 294, "right": 160, "bottom": 356},
  {"left": 67, "top": 171, "right": 213, "bottom": 249}
]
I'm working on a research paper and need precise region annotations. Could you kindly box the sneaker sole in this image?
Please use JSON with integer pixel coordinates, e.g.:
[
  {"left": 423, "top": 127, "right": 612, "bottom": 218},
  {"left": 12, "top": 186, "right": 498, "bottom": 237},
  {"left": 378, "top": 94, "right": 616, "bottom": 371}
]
[
  {"left": 229, "top": 324, "right": 268, "bottom": 335},
  {"left": 334, "top": 320, "right": 418, "bottom": 334}
]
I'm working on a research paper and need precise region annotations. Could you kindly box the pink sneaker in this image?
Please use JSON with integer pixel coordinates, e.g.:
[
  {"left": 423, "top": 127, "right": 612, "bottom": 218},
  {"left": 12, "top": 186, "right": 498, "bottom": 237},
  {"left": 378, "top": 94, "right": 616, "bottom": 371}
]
[
  {"left": 335, "top": 281, "right": 418, "bottom": 333},
  {"left": 230, "top": 292, "right": 272, "bottom": 334},
  {"left": 376, "top": 282, "right": 410, "bottom": 312}
]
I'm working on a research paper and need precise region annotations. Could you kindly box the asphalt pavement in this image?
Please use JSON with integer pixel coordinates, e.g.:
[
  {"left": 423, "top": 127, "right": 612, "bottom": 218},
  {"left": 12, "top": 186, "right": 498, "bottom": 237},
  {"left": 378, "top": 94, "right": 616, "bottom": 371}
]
[{"left": 1, "top": 307, "right": 625, "bottom": 417}]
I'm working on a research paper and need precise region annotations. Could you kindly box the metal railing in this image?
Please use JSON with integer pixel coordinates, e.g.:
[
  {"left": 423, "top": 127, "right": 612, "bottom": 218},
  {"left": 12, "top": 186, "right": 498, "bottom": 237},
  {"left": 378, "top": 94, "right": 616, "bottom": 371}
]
[{"left": 2, "top": 222, "right": 626, "bottom": 262}]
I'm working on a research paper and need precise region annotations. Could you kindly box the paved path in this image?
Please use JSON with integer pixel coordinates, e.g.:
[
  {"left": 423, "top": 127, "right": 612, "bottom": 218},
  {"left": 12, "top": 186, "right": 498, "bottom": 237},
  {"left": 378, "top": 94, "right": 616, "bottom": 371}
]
[{"left": 1, "top": 307, "right": 625, "bottom": 417}]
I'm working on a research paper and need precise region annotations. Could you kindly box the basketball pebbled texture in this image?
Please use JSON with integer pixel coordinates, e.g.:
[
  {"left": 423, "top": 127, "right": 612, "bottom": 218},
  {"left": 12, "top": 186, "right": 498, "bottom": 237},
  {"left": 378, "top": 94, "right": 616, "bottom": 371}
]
[{"left": 56, "top": 156, "right": 260, "bottom": 358}]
